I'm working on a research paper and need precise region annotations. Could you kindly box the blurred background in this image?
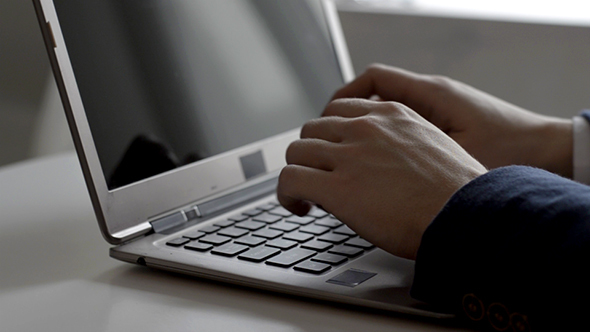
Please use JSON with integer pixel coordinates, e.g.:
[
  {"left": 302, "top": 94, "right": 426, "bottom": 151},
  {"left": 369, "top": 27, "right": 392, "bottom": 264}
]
[{"left": 1, "top": 0, "right": 590, "bottom": 168}]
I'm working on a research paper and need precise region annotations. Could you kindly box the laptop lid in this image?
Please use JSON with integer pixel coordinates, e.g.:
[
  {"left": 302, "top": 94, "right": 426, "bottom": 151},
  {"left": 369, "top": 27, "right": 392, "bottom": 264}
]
[{"left": 34, "top": 0, "right": 354, "bottom": 244}]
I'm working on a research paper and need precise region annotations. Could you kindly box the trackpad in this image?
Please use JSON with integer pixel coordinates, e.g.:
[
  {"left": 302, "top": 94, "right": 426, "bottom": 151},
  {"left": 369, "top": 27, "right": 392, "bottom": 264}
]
[{"left": 327, "top": 269, "right": 377, "bottom": 287}]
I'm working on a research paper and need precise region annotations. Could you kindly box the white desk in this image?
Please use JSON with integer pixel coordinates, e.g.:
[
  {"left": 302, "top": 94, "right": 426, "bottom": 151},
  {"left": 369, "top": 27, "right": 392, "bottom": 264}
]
[{"left": 0, "top": 153, "right": 468, "bottom": 332}]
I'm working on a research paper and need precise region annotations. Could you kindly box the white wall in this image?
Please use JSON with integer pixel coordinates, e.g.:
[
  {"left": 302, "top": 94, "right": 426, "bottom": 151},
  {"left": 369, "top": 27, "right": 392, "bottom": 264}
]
[
  {"left": 1, "top": 1, "right": 590, "bottom": 167},
  {"left": 338, "top": 8, "right": 590, "bottom": 118},
  {"left": 0, "top": 0, "right": 52, "bottom": 166}
]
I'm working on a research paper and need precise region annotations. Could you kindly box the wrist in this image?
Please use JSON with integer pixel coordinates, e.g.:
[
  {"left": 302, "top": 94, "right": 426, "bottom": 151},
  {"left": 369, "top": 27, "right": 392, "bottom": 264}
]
[{"left": 534, "top": 117, "right": 573, "bottom": 178}]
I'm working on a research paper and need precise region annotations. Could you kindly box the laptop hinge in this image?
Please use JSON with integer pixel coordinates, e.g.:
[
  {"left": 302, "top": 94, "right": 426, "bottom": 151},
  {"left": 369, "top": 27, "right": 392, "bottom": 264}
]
[
  {"left": 149, "top": 176, "right": 277, "bottom": 234},
  {"left": 150, "top": 210, "right": 188, "bottom": 233}
]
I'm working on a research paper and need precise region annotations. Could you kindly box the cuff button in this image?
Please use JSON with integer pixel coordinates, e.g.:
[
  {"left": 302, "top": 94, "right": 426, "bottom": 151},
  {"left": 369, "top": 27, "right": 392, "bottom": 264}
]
[
  {"left": 487, "top": 303, "right": 510, "bottom": 331},
  {"left": 510, "top": 313, "right": 530, "bottom": 332},
  {"left": 462, "top": 293, "right": 484, "bottom": 321}
]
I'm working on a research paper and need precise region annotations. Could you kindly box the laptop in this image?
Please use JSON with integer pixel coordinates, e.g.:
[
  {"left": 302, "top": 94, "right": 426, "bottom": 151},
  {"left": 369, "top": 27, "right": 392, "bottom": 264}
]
[{"left": 33, "top": 0, "right": 451, "bottom": 318}]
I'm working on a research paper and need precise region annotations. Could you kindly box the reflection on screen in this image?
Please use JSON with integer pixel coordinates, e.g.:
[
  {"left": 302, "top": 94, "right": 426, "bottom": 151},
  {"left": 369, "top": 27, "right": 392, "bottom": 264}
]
[{"left": 54, "top": 0, "right": 344, "bottom": 189}]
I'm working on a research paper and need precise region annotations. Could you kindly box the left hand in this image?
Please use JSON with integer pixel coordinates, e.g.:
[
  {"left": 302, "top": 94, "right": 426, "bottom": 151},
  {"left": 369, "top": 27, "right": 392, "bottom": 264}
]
[
  {"left": 332, "top": 65, "right": 573, "bottom": 177},
  {"left": 277, "top": 98, "right": 486, "bottom": 260}
]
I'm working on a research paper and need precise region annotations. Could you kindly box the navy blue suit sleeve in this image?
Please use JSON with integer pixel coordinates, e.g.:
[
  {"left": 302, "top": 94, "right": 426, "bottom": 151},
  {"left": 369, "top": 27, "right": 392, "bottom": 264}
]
[{"left": 411, "top": 166, "right": 590, "bottom": 331}]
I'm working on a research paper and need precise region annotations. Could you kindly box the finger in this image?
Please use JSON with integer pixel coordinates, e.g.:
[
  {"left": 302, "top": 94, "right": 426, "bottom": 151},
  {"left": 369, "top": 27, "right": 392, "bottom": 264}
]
[
  {"left": 286, "top": 139, "right": 338, "bottom": 171},
  {"left": 322, "top": 98, "right": 379, "bottom": 118},
  {"left": 300, "top": 117, "right": 346, "bottom": 142},
  {"left": 331, "top": 64, "right": 424, "bottom": 106},
  {"left": 277, "top": 165, "right": 333, "bottom": 216}
]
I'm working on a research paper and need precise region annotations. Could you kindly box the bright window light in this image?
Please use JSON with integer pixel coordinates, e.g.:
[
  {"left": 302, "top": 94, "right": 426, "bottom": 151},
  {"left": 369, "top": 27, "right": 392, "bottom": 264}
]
[{"left": 339, "top": 0, "right": 590, "bottom": 26}]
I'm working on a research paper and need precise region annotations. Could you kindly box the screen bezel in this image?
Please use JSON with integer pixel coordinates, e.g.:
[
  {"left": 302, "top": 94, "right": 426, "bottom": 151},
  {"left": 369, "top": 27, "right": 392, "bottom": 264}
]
[{"left": 34, "top": 0, "right": 355, "bottom": 244}]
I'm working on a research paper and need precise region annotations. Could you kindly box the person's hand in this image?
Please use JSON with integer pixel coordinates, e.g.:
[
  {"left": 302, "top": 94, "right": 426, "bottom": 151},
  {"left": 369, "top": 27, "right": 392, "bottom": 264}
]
[
  {"left": 277, "top": 99, "right": 487, "bottom": 260},
  {"left": 333, "top": 64, "right": 573, "bottom": 177}
]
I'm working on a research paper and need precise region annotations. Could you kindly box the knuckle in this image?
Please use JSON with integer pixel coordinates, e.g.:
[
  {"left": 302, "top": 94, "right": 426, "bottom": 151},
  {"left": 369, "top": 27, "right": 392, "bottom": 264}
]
[
  {"left": 300, "top": 121, "right": 313, "bottom": 135},
  {"left": 300, "top": 118, "right": 320, "bottom": 138},
  {"left": 323, "top": 99, "right": 340, "bottom": 114},
  {"left": 379, "top": 101, "right": 406, "bottom": 114},
  {"left": 278, "top": 165, "right": 297, "bottom": 189},
  {"left": 324, "top": 98, "right": 352, "bottom": 116},
  {"left": 425, "top": 74, "right": 455, "bottom": 92},
  {"left": 355, "top": 115, "right": 380, "bottom": 127},
  {"left": 366, "top": 63, "right": 388, "bottom": 74},
  {"left": 275, "top": 173, "right": 292, "bottom": 206},
  {"left": 285, "top": 140, "right": 303, "bottom": 164},
  {"left": 326, "top": 98, "right": 348, "bottom": 108},
  {"left": 346, "top": 115, "right": 381, "bottom": 137}
]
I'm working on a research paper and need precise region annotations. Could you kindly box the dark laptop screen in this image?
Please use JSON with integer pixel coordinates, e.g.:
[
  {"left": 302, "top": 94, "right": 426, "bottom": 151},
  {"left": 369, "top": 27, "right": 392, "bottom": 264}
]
[{"left": 54, "top": 0, "right": 344, "bottom": 189}]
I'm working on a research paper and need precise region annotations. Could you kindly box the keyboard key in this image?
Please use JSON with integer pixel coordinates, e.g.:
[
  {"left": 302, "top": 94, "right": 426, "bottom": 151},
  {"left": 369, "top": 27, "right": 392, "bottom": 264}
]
[
  {"left": 344, "top": 238, "right": 375, "bottom": 249},
  {"left": 314, "top": 217, "right": 342, "bottom": 228},
  {"left": 242, "top": 209, "right": 263, "bottom": 217},
  {"left": 294, "top": 260, "right": 331, "bottom": 274},
  {"left": 199, "top": 234, "right": 231, "bottom": 245},
  {"left": 184, "top": 242, "right": 213, "bottom": 252},
  {"left": 198, "top": 225, "right": 221, "bottom": 234},
  {"left": 235, "top": 220, "right": 266, "bottom": 231},
  {"left": 255, "top": 203, "right": 277, "bottom": 211},
  {"left": 266, "top": 248, "right": 316, "bottom": 267},
  {"left": 285, "top": 216, "right": 315, "bottom": 225},
  {"left": 228, "top": 214, "right": 249, "bottom": 222},
  {"left": 234, "top": 235, "right": 266, "bottom": 247},
  {"left": 238, "top": 246, "right": 281, "bottom": 262},
  {"left": 211, "top": 243, "right": 249, "bottom": 257},
  {"left": 307, "top": 207, "right": 329, "bottom": 219},
  {"left": 218, "top": 227, "right": 249, "bottom": 238},
  {"left": 282, "top": 231, "right": 314, "bottom": 243},
  {"left": 166, "top": 237, "right": 190, "bottom": 247},
  {"left": 252, "top": 213, "right": 282, "bottom": 224},
  {"left": 182, "top": 230, "right": 206, "bottom": 240},
  {"left": 317, "top": 233, "right": 349, "bottom": 244},
  {"left": 214, "top": 219, "right": 235, "bottom": 228},
  {"left": 328, "top": 245, "right": 363, "bottom": 257},
  {"left": 252, "top": 229, "right": 283, "bottom": 239},
  {"left": 333, "top": 225, "right": 357, "bottom": 236},
  {"left": 269, "top": 221, "right": 299, "bottom": 232},
  {"left": 311, "top": 253, "right": 348, "bottom": 265},
  {"left": 299, "top": 224, "right": 330, "bottom": 236},
  {"left": 266, "top": 239, "right": 298, "bottom": 250},
  {"left": 268, "top": 206, "right": 293, "bottom": 217},
  {"left": 301, "top": 240, "right": 333, "bottom": 252}
]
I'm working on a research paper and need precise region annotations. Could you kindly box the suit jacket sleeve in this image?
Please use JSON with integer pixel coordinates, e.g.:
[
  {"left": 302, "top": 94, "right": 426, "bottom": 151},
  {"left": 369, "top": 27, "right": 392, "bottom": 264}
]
[
  {"left": 411, "top": 166, "right": 590, "bottom": 331},
  {"left": 573, "top": 111, "right": 590, "bottom": 183}
]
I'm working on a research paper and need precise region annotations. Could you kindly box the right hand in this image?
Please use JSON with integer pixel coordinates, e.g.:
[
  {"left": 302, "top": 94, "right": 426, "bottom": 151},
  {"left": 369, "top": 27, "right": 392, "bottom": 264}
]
[
  {"left": 277, "top": 99, "right": 486, "bottom": 260},
  {"left": 331, "top": 64, "right": 573, "bottom": 178}
]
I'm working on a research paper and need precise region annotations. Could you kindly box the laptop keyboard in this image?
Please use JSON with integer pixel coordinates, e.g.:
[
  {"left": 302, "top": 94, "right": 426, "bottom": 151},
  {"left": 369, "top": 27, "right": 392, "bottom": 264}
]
[{"left": 165, "top": 201, "right": 375, "bottom": 274}]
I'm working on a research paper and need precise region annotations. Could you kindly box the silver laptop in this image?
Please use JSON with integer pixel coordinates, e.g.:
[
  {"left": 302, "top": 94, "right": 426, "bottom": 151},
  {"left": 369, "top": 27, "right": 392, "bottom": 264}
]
[{"left": 33, "top": 0, "right": 451, "bottom": 318}]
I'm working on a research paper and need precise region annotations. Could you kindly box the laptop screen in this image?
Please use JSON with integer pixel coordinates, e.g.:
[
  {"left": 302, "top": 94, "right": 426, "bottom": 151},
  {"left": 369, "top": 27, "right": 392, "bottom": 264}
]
[{"left": 53, "top": 0, "right": 344, "bottom": 189}]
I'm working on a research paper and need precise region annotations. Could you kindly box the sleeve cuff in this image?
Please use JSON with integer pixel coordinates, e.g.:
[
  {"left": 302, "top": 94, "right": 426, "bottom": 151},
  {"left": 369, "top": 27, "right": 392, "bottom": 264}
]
[
  {"left": 411, "top": 165, "right": 590, "bottom": 330},
  {"left": 573, "top": 113, "right": 590, "bottom": 184}
]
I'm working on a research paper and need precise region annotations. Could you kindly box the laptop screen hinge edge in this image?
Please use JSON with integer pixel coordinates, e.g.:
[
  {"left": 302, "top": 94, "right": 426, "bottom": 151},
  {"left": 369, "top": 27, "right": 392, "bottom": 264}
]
[
  {"left": 111, "top": 222, "right": 153, "bottom": 243},
  {"left": 150, "top": 210, "right": 188, "bottom": 233},
  {"left": 195, "top": 177, "right": 278, "bottom": 219},
  {"left": 147, "top": 175, "right": 278, "bottom": 235}
]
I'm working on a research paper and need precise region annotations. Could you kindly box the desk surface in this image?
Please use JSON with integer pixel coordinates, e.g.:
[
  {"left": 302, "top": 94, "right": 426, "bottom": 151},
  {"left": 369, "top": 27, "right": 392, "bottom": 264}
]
[{"left": 0, "top": 153, "right": 468, "bottom": 332}]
